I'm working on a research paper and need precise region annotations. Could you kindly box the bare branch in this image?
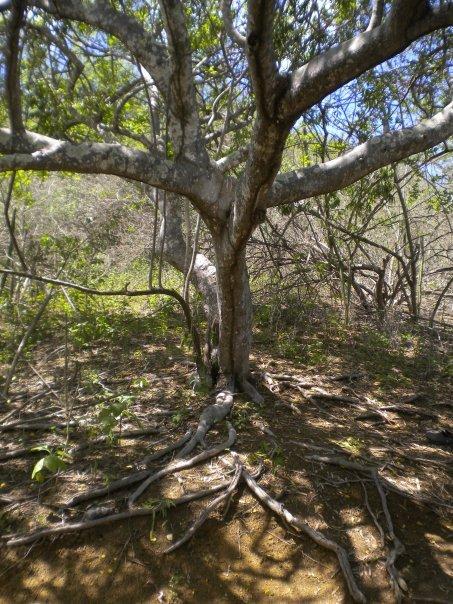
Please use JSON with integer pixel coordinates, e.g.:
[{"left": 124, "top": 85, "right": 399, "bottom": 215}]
[
  {"left": 366, "top": 0, "right": 385, "bottom": 31},
  {"left": 222, "top": 0, "right": 246, "bottom": 46},
  {"left": 2, "top": 172, "right": 27, "bottom": 270},
  {"left": 267, "top": 102, "right": 453, "bottom": 208},
  {"left": 26, "top": 21, "right": 84, "bottom": 92}
]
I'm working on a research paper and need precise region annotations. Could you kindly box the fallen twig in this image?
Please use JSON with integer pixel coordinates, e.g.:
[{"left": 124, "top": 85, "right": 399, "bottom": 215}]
[
  {"left": 0, "top": 446, "right": 43, "bottom": 462},
  {"left": 0, "top": 390, "right": 49, "bottom": 424},
  {"left": 0, "top": 421, "right": 78, "bottom": 432}
]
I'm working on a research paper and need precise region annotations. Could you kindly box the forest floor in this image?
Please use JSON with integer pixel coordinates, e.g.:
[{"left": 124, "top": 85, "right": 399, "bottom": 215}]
[{"left": 0, "top": 308, "right": 452, "bottom": 603}]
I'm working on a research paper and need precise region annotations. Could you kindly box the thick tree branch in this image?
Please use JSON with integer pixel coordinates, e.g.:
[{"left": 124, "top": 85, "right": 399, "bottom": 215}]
[
  {"left": 158, "top": 0, "right": 206, "bottom": 160},
  {"left": 246, "top": 0, "right": 283, "bottom": 120},
  {"left": 0, "top": 129, "right": 231, "bottom": 220},
  {"left": 266, "top": 102, "right": 453, "bottom": 208},
  {"left": 279, "top": 3, "right": 453, "bottom": 120}
]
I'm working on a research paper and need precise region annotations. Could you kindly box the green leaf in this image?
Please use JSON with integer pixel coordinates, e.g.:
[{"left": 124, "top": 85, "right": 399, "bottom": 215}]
[
  {"left": 43, "top": 454, "right": 66, "bottom": 473},
  {"left": 31, "top": 453, "right": 66, "bottom": 482},
  {"left": 31, "top": 457, "right": 46, "bottom": 481}
]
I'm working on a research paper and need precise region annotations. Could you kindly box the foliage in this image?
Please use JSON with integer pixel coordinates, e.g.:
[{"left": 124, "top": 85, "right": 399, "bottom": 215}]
[
  {"left": 249, "top": 443, "right": 285, "bottom": 470},
  {"left": 31, "top": 446, "right": 71, "bottom": 482},
  {"left": 96, "top": 394, "right": 139, "bottom": 440}
]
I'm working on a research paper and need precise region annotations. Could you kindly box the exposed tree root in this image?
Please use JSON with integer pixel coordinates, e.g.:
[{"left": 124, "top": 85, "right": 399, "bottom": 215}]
[
  {"left": 175, "top": 391, "right": 234, "bottom": 458},
  {"left": 360, "top": 480, "right": 385, "bottom": 544},
  {"left": 164, "top": 458, "right": 242, "bottom": 554},
  {"left": 237, "top": 378, "right": 264, "bottom": 405},
  {"left": 305, "top": 454, "right": 452, "bottom": 511},
  {"left": 4, "top": 483, "right": 232, "bottom": 548},
  {"left": 141, "top": 430, "right": 192, "bottom": 465},
  {"left": 128, "top": 423, "right": 237, "bottom": 507},
  {"left": 65, "top": 397, "right": 235, "bottom": 508},
  {"left": 259, "top": 371, "right": 314, "bottom": 390},
  {"left": 310, "top": 389, "right": 361, "bottom": 405},
  {"left": 3, "top": 377, "right": 439, "bottom": 603},
  {"left": 65, "top": 469, "right": 150, "bottom": 508},
  {"left": 356, "top": 404, "right": 436, "bottom": 421},
  {"left": 238, "top": 458, "right": 367, "bottom": 604},
  {"left": 372, "top": 470, "right": 407, "bottom": 602}
]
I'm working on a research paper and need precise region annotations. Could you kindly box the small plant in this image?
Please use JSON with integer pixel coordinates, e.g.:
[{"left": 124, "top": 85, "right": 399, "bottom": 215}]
[
  {"left": 332, "top": 436, "right": 365, "bottom": 457},
  {"left": 96, "top": 394, "right": 139, "bottom": 441},
  {"left": 233, "top": 401, "right": 253, "bottom": 429},
  {"left": 144, "top": 497, "right": 177, "bottom": 516},
  {"left": 144, "top": 497, "right": 177, "bottom": 541},
  {"left": 171, "top": 408, "right": 189, "bottom": 426},
  {"left": 131, "top": 376, "right": 149, "bottom": 390},
  {"left": 249, "top": 442, "right": 285, "bottom": 469},
  {"left": 168, "top": 571, "right": 185, "bottom": 589},
  {"left": 31, "top": 445, "right": 71, "bottom": 482}
]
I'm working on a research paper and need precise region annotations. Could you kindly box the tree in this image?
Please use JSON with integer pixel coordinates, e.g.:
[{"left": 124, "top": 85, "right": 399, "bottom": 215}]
[
  {"left": 1, "top": 4, "right": 452, "bottom": 599},
  {"left": 0, "top": 0, "right": 452, "bottom": 403}
]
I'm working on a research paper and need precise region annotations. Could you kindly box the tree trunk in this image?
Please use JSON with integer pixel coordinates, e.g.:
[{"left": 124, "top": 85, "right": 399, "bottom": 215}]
[{"left": 214, "top": 240, "right": 262, "bottom": 402}]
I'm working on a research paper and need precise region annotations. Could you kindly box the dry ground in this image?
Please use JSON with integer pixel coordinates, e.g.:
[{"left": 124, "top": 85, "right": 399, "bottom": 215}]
[{"left": 0, "top": 322, "right": 452, "bottom": 603}]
